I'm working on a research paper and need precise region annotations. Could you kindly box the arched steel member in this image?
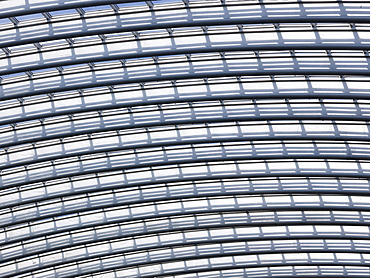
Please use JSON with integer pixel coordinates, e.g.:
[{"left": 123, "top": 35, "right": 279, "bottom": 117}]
[{"left": 1, "top": 0, "right": 370, "bottom": 277}]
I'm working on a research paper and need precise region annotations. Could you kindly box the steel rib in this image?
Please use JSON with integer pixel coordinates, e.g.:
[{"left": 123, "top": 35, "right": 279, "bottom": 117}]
[{"left": 1, "top": 16, "right": 370, "bottom": 49}]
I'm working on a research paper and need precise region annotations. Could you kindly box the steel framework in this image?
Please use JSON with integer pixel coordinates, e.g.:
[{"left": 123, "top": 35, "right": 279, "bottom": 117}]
[{"left": 1, "top": 0, "right": 370, "bottom": 277}]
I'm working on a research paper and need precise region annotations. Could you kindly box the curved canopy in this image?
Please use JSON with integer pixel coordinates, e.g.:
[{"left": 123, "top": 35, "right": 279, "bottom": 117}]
[{"left": 1, "top": 0, "right": 370, "bottom": 277}]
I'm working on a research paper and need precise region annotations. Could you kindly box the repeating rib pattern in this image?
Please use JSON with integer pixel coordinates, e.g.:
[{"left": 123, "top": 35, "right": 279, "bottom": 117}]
[{"left": 1, "top": 0, "right": 370, "bottom": 277}]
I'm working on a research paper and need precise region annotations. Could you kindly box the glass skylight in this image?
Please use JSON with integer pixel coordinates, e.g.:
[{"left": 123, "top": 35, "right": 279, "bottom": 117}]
[{"left": 1, "top": 0, "right": 370, "bottom": 277}]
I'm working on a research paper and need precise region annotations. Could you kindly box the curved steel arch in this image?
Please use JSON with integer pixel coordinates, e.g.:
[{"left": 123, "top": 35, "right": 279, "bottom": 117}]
[
  {"left": 3, "top": 205, "right": 370, "bottom": 255},
  {"left": 1, "top": 0, "right": 366, "bottom": 20},
  {"left": 0, "top": 0, "right": 144, "bottom": 19},
  {"left": 2, "top": 70, "right": 370, "bottom": 102},
  {"left": 3, "top": 94, "right": 370, "bottom": 127},
  {"left": 2, "top": 209, "right": 369, "bottom": 248},
  {"left": 3, "top": 221, "right": 370, "bottom": 265},
  {"left": 2, "top": 16, "right": 370, "bottom": 49},
  {"left": 3, "top": 218, "right": 370, "bottom": 265},
  {"left": 3, "top": 171, "right": 369, "bottom": 205},
  {"left": 3, "top": 187, "right": 370, "bottom": 229},
  {"left": 2, "top": 44, "right": 370, "bottom": 77},
  {"left": 138, "top": 264, "right": 370, "bottom": 278},
  {"left": 1, "top": 0, "right": 370, "bottom": 277},
  {"left": 2, "top": 115, "right": 370, "bottom": 150},
  {"left": 0, "top": 136, "right": 365, "bottom": 171},
  {"left": 64, "top": 261, "right": 370, "bottom": 278},
  {"left": 4, "top": 249, "right": 370, "bottom": 278},
  {"left": 3, "top": 154, "right": 370, "bottom": 190}
]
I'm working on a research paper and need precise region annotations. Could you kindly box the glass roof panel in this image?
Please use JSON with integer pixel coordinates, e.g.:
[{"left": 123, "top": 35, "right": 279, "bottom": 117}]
[{"left": 1, "top": 0, "right": 370, "bottom": 277}]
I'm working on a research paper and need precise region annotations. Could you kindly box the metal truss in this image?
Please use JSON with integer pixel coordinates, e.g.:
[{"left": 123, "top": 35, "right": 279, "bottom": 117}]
[{"left": 1, "top": 0, "right": 370, "bottom": 277}]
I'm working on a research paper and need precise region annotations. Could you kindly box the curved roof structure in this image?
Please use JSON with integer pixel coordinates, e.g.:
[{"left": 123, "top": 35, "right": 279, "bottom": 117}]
[{"left": 1, "top": 0, "right": 370, "bottom": 277}]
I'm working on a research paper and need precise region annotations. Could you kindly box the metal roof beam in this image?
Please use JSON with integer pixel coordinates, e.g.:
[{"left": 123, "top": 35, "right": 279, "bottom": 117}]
[
  {"left": 1, "top": 16, "right": 370, "bottom": 49},
  {"left": 4, "top": 190, "right": 370, "bottom": 229},
  {"left": 4, "top": 248, "right": 370, "bottom": 278},
  {"left": 0, "top": 134, "right": 364, "bottom": 172},
  {"left": 2, "top": 94, "right": 370, "bottom": 128},
  {"left": 3, "top": 236, "right": 370, "bottom": 272},
  {"left": 1, "top": 113, "right": 370, "bottom": 150},
  {"left": 3, "top": 214, "right": 370, "bottom": 256},
  {"left": 0, "top": 0, "right": 145, "bottom": 20},
  {"left": 2, "top": 44, "right": 370, "bottom": 77},
  {"left": 2, "top": 69, "right": 370, "bottom": 102}
]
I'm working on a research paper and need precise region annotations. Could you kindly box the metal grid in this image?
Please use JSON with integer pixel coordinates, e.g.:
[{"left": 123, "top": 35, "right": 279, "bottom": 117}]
[{"left": 1, "top": 0, "right": 370, "bottom": 277}]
